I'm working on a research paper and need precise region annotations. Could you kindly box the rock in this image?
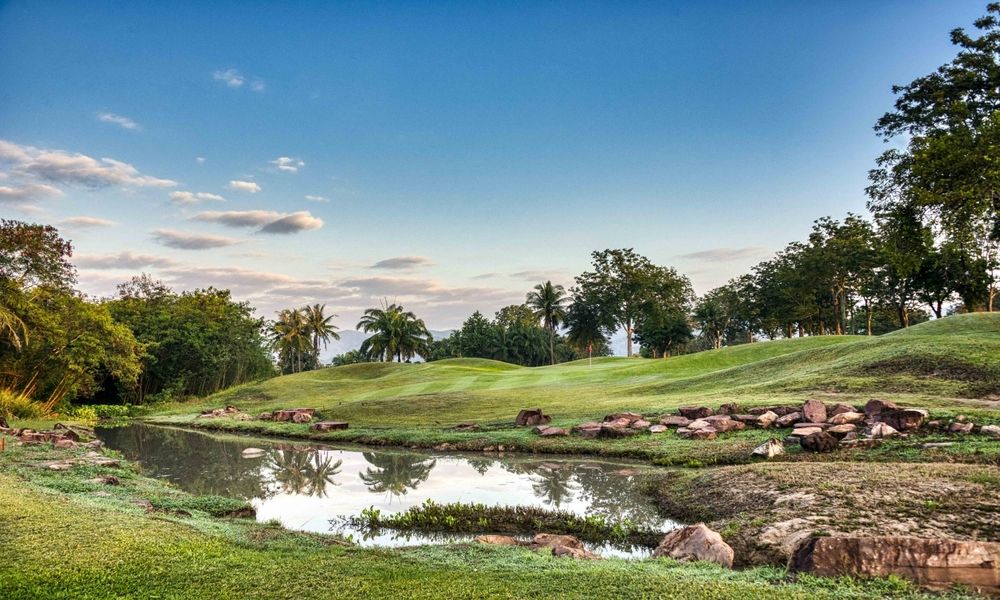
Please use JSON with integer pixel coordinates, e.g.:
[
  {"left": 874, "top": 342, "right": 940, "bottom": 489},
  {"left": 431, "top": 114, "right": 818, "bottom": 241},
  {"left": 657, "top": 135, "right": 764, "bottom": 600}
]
[
  {"left": 530, "top": 533, "right": 583, "bottom": 550},
  {"left": 756, "top": 411, "right": 779, "bottom": 429},
  {"left": 922, "top": 442, "right": 956, "bottom": 449},
  {"left": 949, "top": 422, "right": 974, "bottom": 434},
  {"left": 676, "top": 427, "right": 717, "bottom": 440},
  {"left": 604, "top": 417, "right": 634, "bottom": 429},
  {"left": 801, "top": 399, "right": 828, "bottom": 424},
  {"left": 678, "top": 406, "right": 713, "bottom": 420},
  {"left": 867, "top": 422, "right": 899, "bottom": 438},
  {"left": 660, "top": 415, "right": 691, "bottom": 427},
  {"left": 225, "top": 405, "right": 239, "bottom": 413},
  {"left": 793, "top": 421, "right": 828, "bottom": 429},
  {"left": 827, "top": 411, "right": 864, "bottom": 425},
  {"left": 571, "top": 422, "right": 602, "bottom": 438},
  {"left": 235, "top": 412, "right": 253, "bottom": 421},
  {"left": 826, "top": 424, "right": 857, "bottom": 438},
  {"left": 312, "top": 421, "right": 349, "bottom": 432},
  {"left": 770, "top": 406, "right": 800, "bottom": 417},
  {"left": 46, "top": 461, "right": 73, "bottom": 471},
  {"left": 828, "top": 403, "right": 856, "bottom": 417},
  {"left": 652, "top": 523, "right": 734, "bottom": 568},
  {"left": 649, "top": 424, "right": 667, "bottom": 434},
  {"left": 132, "top": 498, "right": 154, "bottom": 512},
  {"left": 703, "top": 416, "right": 745, "bottom": 433},
  {"left": 790, "top": 427, "right": 823, "bottom": 437},
  {"left": 515, "top": 408, "right": 551, "bottom": 427},
  {"left": 603, "top": 412, "right": 643, "bottom": 424},
  {"left": 687, "top": 419, "right": 711, "bottom": 430},
  {"left": 863, "top": 399, "right": 898, "bottom": 420},
  {"left": 454, "top": 422, "right": 480, "bottom": 432},
  {"left": 84, "top": 440, "right": 104, "bottom": 449},
  {"left": 733, "top": 414, "right": 759, "bottom": 423},
  {"left": 631, "top": 419, "right": 652, "bottom": 430},
  {"left": 86, "top": 475, "right": 120, "bottom": 485},
  {"left": 880, "top": 408, "right": 928, "bottom": 431},
  {"left": 475, "top": 535, "right": 519, "bottom": 546},
  {"left": 751, "top": 438, "right": 785, "bottom": 459},
  {"left": 53, "top": 439, "right": 77, "bottom": 449},
  {"left": 257, "top": 412, "right": 273, "bottom": 421},
  {"left": 775, "top": 412, "right": 802, "bottom": 427},
  {"left": 531, "top": 425, "right": 550, "bottom": 434},
  {"left": 91, "top": 458, "right": 120, "bottom": 468},
  {"left": 599, "top": 423, "right": 638, "bottom": 438},
  {"left": 552, "top": 545, "right": 600, "bottom": 560},
  {"left": 273, "top": 408, "right": 316, "bottom": 422},
  {"left": 801, "top": 432, "right": 839, "bottom": 453},
  {"left": 981, "top": 424, "right": 1000, "bottom": 438},
  {"left": 241, "top": 447, "right": 266, "bottom": 458},
  {"left": 789, "top": 536, "right": 1000, "bottom": 594},
  {"left": 717, "top": 403, "right": 740, "bottom": 415},
  {"left": 292, "top": 412, "right": 313, "bottom": 424},
  {"left": 539, "top": 427, "right": 568, "bottom": 437}
]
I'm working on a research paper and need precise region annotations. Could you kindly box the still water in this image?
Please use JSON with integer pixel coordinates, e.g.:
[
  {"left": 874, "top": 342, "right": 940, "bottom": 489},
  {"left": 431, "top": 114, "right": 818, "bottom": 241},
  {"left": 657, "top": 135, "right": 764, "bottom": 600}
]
[{"left": 97, "top": 424, "right": 677, "bottom": 557}]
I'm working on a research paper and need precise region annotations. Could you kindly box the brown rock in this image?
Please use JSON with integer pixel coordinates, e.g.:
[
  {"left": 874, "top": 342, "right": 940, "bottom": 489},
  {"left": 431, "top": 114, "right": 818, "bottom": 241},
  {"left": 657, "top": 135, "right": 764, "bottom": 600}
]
[
  {"left": 801, "top": 399, "right": 828, "bottom": 424},
  {"left": 756, "top": 411, "right": 779, "bottom": 429},
  {"left": 291, "top": 412, "right": 313, "bottom": 423},
  {"left": 790, "top": 536, "right": 1000, "bottom": 594},
  {"left": 652, "top": 523, "right": 734, "bottom": 568},
  {"left": 828, "top": 403, "right": 856, "bottom": 417},
  {"left": 704, "top": 416, "right": 745, "bottom": 433},
  {"left": 751, "top": 438, "right": 785, "bottom": 459},
  {"left": 863, "top": 399, "right": 898, "bottom": 420},
  {"left": 687, "top": 419, "right": 712, "bottom": 430},
  {"left": 827, "top": 411, "right": 864, "bottom": 425},
  {"left": 603, "top": 412, "right": 643, "bottom": 423},
  {"left": 793, "top": 421, "right": 829, "bottom": 429},
  {"left": 453, "top": 422, "right": 480, "bottom": 432},
  {"left": 572, "top": 422, "right": 602, "bottom": 438},
  {"left": 880, "top": 409, "right": 928, "bottom": 431},
  {"left": 826, "top": 424, "right": 857, "bottom": 438},
  {"left": 631, "top": 419, "right": 652, "bottom": 429},
  {"left": 273, "top": 408, "right": 316, "bottom": 422},
  {"left": 531, "top": 533, "right": 584, "bottom": 550},
  {"left": 599, "top": 423, "right": 638, "bottom": 438},
  {"left": 539, "top": 427, "right": 568, "bottom": 437},
  {"left": 605, "top": 417, "right": 633, "bottom": 429},
  {"left": 733, "top": 414, "right": 759, "bottom": 423},
  {"left": 676, "top": 426, "right": 717, "bottom": 440},
  {"left": 46, "top": 461, "right": 73, "bottom": 471},
  {"left": 660, "top": 415, "right": 691, "bottom": 427},
  {"left": 790, "top": 427, "right": 823, "bottom": 437},
  {"left": 475, "top": 535, "right": 519, "bottom": 546},
  {"left": 531, "top": 424, "right": 550, "bottom": 434},
  {"left": 311, "top": 421, "right": 349, "bottom": 432},
  {"left": 648, "top": 424, "right": 667, "bottom": 434},
  {"left": 949, "top": 422, "right": 974, "bottom": 434},
  {"left": 801, "top": 432, "right": 839, "bottom": 453},
  {"left": 867, "top": 422, "right": 899, "bottom": 438},
  {"left": 678, "top": 406, "right": 713, "bottom": 419},
  {"left": 552, "top": 545, "right": 600, "bottom": 560},
  {"left": 257, "top": 412, "right": 273, "bottom": 421},
  {"left": 53, "top": 439, "right": 78, "bottom": 449},
  {"left": 981, "top": 424, "right": 1000, "bottom": 438},
  {"left": 515, "top": 408, "right": 551, "bottom": 427},
  {"left": 717, "top": 403, "right": 740, "bottom": 415},
  {"left": 775, "top": 412, "right": 802, "bottom": 427}
]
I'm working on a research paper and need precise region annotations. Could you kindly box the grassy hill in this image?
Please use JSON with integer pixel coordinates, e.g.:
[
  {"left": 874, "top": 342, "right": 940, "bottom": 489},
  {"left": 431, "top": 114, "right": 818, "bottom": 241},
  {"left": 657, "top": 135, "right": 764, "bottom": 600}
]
[{"left": 158, "top": 313, "right": 1000, "bottom": 428}]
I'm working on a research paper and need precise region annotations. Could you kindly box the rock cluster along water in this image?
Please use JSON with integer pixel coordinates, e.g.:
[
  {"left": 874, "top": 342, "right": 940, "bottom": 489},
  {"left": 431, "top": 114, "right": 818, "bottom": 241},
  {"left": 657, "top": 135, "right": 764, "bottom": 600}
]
[
  {"left": 474, "top": 533, "right": 598, "bottom": 560},
  {"left": 0, "top": 422, "right": 102, "bottom": 451},
  {"left": 652, "top": 523, "right": 735, "bottom": 568}
]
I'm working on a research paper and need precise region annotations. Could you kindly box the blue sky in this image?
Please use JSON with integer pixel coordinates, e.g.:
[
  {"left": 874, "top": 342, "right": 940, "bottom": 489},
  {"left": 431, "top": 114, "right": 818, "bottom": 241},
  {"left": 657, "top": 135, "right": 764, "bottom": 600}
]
[{"left": 0, "top": 0, "right": 986, "bottom": 332}]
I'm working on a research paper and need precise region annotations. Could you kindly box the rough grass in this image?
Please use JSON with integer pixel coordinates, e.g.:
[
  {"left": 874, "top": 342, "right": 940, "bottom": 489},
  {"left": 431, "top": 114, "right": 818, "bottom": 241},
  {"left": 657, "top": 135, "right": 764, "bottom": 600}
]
[{"left": 0, "top": 440, "right": 978, "bottom": 600}]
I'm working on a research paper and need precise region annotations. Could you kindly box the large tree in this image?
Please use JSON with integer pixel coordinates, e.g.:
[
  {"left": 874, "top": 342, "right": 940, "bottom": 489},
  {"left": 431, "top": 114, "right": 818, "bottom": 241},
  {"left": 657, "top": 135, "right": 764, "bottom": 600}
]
[
  {"left": 357, "top": 302, "right": 432, "bottom": 362},
  {"left": 525, "top": 281, "right": 569, "bottom": 365}
]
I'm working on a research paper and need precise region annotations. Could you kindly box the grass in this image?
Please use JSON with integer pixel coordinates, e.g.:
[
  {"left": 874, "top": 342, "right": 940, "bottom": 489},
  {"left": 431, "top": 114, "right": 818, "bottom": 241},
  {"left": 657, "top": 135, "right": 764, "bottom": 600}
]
[
  {"left": 144, "top": 314, "right": 1000, "bottom": 465},
  {"left": 0, "top": 439, "right": 979, "bottom": 600}
]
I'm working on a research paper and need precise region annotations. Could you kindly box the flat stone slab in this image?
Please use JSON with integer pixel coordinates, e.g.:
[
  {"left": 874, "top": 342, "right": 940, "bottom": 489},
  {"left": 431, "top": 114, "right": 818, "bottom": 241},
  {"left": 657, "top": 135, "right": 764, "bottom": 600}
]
[{"left": 311, "top": 421, "right": 349, "bottom": 432}]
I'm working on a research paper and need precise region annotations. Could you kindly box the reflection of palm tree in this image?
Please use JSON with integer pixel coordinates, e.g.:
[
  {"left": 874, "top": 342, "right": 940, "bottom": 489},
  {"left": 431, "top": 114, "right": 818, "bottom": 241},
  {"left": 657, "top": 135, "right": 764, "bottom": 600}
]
[
  {"left": 466, "top": 458, "right": 494, "bottom": 476},
  {"left": 306, "top": 454, "right": 343, "bottom": 498},
  {"left": 358, "top": 452, "right": 436, "bottom": 497},
  {"left": 530, "top": 467, "right": 578, "bottom": 508},
  {"left": 270, "top": 450, "right": 343, "bottom": 497}
]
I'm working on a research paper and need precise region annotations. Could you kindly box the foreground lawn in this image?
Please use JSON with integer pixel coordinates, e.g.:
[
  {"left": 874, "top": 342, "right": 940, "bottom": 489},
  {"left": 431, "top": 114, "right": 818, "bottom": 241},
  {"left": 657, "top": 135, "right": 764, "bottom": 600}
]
[{"left": 0, "top": 441, "right": 977, "bottom": 600}]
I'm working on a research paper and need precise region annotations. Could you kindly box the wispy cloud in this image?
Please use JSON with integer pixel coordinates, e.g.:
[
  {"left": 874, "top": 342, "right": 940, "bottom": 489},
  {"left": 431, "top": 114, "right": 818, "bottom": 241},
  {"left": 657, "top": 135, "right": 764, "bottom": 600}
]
[
  {"left": 0, "top": 139, "right": 176, "bottom": 189},
  {"left": 193, "top": 210, "right": 324, "bottom": 235},
  {"left": 196, "top": 157, "right": 206, "bottom": 165},
  {"left": 304, "top": 194, "right": 328, "bottom": 202},
  {"left": 169, "top": 191, "right": 225, "bottom": 204},
  {"left": 76, "top": 251, "right": 176, "bottom": 268},
  {"left": 213, "top": 69, "right": 265, "bottom": 92},
  {"left": 227, "top": 180, "right": 261, "bottom": 193},
  {"left": 152, "top": 229, "right": 241, "bottom": 250},
  {"left": 97, "top": 112, "right": 140, "bottom": 131},
  {"left": 370, "top": 256, "right": 433, "bottom": 270},
  {"left": 0, "top": 183, "right": 64, "bottom": 201},
  {"left": 678, "top": 246, "right": 769, "bottom": 261},
  {"left": 270, "top": 156, "right": 304, "bottom": 173},
  {"left": 60, "top": 216, "right": 117, "bottom": 228}
]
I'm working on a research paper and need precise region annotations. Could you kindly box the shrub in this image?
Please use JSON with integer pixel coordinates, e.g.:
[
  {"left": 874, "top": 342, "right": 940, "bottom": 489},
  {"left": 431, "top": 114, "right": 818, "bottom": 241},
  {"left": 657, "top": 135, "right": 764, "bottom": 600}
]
[{"left": 0, "top": 389, "right": 47, "bottom": 420}]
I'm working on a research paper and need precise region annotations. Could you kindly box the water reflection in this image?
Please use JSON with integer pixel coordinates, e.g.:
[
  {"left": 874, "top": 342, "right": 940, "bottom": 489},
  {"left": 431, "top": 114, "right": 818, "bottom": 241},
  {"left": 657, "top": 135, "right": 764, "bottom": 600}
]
[{"left": 97, "top": 424, "right": 676, "bottom": 554}]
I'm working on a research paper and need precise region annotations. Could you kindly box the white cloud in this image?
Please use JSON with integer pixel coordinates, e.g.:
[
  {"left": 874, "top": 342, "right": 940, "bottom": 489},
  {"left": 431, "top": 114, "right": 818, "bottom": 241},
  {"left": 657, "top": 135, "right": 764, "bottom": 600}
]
[
  {"left": 196, "top": 157, "right": 206, "bottom": 165},
  {"left": 304, "top": 194, "right": 328, "bottom": 202},
  {"left": 271, "top": 156, "right": 304, "bottom": 173},
  {"left": 193, "top": 209, "right": 324, "bottom": 234},
  {"left": 678, "top": 246, "right": 770, "bottom": 261},
  {"left": 152, "top": 229, "right": 241, "bottom": 250},
  {"left": 227, "top": 180, "right": 261, "bottom": 193},
  {"left": 169, "top": 191, "right": 225, "bottom": 204},
  {"left": 0, "top": 139, "right": 176, "bottom": 189},
  {"left": 97, "top": 112, "right": 141, "bottom": 131},
  {"left": 0, "top": 182, "right": 64, "bottom": 201},
  {"left": 213, "top": 68, "right": 245, "bottom": 88},
  {"left": 250, "top": 80, "right": 265, "bottom": 92},
  {"left": 60, "top": 216, "right": 117, "bottom": 228},
  {"left": 370, "top": 256, "right": 433, "bottom": 270},
  {"left": 75, "top": 251, "right": 176, "bottom": 268}
]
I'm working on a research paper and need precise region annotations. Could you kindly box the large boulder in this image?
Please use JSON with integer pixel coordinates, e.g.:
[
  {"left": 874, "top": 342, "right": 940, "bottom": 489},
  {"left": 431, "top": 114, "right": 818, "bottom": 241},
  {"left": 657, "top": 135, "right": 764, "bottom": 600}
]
[
  {"left": 826, "top": 423, "right": 857, "bottom": 438},
  {"left": 801, "top": 399, "right": 828, "bottom": 424},
  {"left": 515, "top": 409, "right": 551, "bottom": 427},
  {"left": 879, "top": 409, "right": 928, "bottom": 431},
  {"left": 863, "top": 399, "right": 898, "bottom": 421},
  {"left": 678, "top": 406, "right": 713, "bottom": 420},
  {"left": 828, "top": 403, "right": 856, "bottom": 417},
  {"left": 703, "top": 415, "right": 745, "bottom": 433},
  {"left": 291, "top": 412, "right": 313, "bottom": 424},
  {"left": 801, "top": 432, "right": 839, "bottom": 453},
  {"left": 756, "top": 411, "right": 779, "bottom": 429},
  {"left": 790, "top": 536, "right": 1000, "bottom": 594},
  {"left": 652, "top": 524, "right": 734, "bottom": 568}
]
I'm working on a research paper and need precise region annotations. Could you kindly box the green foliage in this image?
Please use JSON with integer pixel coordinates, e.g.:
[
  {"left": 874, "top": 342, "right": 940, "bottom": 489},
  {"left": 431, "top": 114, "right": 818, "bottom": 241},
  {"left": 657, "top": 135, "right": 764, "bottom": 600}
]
[
  {"left": 330, "top": 350, "right": 370, "bottom": 367},
  {"left": 357, "top": 302, "right": 432, "bottom": 362},
  {"left": 0, "top": 389, "right": 45, "bottom": 420}
]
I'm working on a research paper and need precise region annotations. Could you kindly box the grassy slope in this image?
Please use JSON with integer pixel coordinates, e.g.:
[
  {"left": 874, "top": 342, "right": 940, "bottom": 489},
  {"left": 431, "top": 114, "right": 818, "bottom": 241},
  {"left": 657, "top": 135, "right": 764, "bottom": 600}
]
[
  {"left": 156, "top": 314, "right": 999, "bottom": 424},
  {"left": 0, "top": 442, "right": 972, "bottom": 600}
]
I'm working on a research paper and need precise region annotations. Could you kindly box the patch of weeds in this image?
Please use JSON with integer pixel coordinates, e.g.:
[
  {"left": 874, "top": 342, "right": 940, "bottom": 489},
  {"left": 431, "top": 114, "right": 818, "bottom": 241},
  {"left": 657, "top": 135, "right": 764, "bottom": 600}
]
[{"left": 148, "top": 494, "right": 254, "bottom": 518}]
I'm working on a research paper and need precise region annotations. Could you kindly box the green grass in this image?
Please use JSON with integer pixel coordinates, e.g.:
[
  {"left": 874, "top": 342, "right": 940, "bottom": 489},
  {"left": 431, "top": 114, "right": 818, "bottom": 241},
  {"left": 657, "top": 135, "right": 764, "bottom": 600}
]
[
  {"left": 143, "top": 314, "right": 1000, "bottom": 464},
  {"left": 0, "top": 441, "right": 977, "bottom": 600}
]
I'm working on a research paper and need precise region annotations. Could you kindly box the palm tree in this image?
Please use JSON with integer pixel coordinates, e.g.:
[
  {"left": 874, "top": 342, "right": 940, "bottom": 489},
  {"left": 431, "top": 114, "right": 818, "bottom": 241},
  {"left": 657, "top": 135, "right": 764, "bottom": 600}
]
[
  {"left": 525, "top": 281, "right": 569, "bottom": 365},
  {"left": 357, "top": 301, "right": 432, "bottom": 362},
  {"left": 303, "top": 303, "right": 340, "bottom": 365},
  {"left": 269, "top": 308, "right": 311, "bottom": 373}
]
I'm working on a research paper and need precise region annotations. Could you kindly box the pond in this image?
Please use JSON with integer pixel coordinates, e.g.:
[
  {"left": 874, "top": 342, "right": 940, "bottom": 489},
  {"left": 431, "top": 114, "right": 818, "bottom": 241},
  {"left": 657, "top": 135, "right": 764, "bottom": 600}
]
[{"left": 97, "top": 424, "right": 678, "bottom": 557}]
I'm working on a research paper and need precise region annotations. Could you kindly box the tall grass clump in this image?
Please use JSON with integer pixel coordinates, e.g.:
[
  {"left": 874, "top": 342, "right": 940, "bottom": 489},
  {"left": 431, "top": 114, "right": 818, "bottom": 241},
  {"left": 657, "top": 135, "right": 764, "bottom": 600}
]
[{"left": 0, "top": 389, "right": 47, "bottom": 420}]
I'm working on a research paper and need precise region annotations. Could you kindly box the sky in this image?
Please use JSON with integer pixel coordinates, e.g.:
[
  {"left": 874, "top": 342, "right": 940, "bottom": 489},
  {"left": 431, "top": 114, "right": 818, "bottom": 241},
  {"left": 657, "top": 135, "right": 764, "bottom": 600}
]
[{"left": 0, "top": 0, "right": 988, "bottom": 337}]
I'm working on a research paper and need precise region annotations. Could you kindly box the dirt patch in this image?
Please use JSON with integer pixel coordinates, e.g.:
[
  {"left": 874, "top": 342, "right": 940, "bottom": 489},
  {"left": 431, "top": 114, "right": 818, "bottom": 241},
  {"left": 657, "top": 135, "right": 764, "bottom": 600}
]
[{"left": 652, "top": 462, "right": 1000, "bottom": 568}]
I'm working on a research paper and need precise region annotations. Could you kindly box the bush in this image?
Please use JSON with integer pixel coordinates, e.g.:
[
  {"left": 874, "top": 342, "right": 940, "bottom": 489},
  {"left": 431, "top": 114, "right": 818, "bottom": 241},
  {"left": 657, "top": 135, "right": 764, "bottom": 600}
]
[
  {"left": 0, "top": 389, "right": 47, "bottom": 420},
  {"left": 92, "top": 404, "right": 132, "bottom": 420}
]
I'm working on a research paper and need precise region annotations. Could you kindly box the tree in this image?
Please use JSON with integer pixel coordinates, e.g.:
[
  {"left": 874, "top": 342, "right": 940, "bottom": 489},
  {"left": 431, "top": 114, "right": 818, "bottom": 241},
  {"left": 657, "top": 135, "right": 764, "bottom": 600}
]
[
  {"left": 303, "top": 304, "right": 340, "bottom": 365},
  {"left": 525, "top": 281, "right": 569, "bottom": 365},
  {"left": 564, "top": 293, "right": 612, "bottom": 358},
  {"left": 634, "top": 306, "right": 692, "bottom": 358},
  {"left": 357, "top": 302, "right": 432, "bottom": 362},
  {"left": 693, "top": 294, "right": 729, "bottom": 350},
  {"left": 575, "top": 249, "right": 692, "bottom": 357},
  {"left": 0, "top": 220, "right": 75, "bottom": 290}
]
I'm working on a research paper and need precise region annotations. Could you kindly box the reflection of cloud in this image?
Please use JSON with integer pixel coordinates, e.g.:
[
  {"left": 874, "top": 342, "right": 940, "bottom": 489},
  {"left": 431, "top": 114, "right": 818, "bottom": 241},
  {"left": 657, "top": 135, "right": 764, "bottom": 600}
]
[
  {"left": 76, "top": 251, "right": 176, "bottom": 269},
  {"left": 0, "top": 139, "right": 176, "bottom": 189},
  {"left": 152, "top": 229, "right": 241, "bottom": 250},
  {"left": 60, "top": 216, "right": 117, "bottom": 228},
  {"left": 678, "top": 246, "right": 769, "bottom": 261},
  {"left": 227, "top": 180, "right": 261, "bottom": 193},
  {"left": 370, "top": 256, "right": 433, "bottom": 270}
]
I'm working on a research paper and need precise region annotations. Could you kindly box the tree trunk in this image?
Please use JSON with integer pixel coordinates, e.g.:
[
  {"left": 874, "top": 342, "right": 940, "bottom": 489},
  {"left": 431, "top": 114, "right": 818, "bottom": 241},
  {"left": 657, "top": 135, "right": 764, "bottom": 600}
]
[
  {"left": 625, "top": 323, "right": 633, "bottom": 357},
  {"left": 549, "top": 328, "right": 555, "bottom": 365}
]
